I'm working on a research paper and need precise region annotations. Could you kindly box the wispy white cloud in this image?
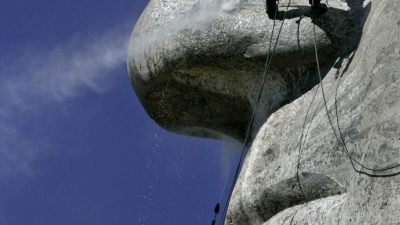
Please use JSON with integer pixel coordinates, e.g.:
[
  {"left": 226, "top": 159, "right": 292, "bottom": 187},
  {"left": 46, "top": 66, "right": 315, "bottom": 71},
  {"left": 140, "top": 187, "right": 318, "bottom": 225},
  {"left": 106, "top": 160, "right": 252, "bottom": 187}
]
[
  {"left": 0, "top": 26, "right": 130, "bottom": 179},
  {"left": 1, "top": 30, "right": 128, "bottom": 109}
]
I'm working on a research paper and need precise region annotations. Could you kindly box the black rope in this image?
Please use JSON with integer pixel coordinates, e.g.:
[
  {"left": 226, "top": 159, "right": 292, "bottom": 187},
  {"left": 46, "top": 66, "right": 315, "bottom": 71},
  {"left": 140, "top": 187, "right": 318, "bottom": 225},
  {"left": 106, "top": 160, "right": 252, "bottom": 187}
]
[
  {"left": 295, "top": 15, "right": 305, "bottom": 50},
  {"left": 213, "top": 1, "right": 293, "bottom": 224},
  {"left": 295, "top": 82, "right": 320, "bottom": 201},
  {"left": 333, "top": 72, "right": 400, "bottom": 177},
  {"left": 312, "top": 5, "right": 400, "bottom": 177},
  {"left": 291, "top": 2, "right": 319, "bottom": 223}
]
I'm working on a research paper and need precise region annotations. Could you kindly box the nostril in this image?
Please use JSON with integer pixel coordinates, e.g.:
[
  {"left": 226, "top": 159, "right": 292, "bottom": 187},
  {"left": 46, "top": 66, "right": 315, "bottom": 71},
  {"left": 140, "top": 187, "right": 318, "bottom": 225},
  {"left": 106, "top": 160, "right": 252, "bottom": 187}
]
[{"left": 254, "top": 173, "right": 345, "bottom": 222}]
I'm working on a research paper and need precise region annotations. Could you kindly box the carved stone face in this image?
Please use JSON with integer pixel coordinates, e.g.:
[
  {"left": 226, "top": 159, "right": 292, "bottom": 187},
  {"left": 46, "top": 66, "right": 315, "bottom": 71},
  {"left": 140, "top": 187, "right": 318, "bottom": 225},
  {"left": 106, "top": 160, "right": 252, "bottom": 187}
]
[
  {"left": 128, "top": 0, "right": 359, "bottom": 140},
  {"left": 129, "top": 0, "right": 400, "bottom": 224}
]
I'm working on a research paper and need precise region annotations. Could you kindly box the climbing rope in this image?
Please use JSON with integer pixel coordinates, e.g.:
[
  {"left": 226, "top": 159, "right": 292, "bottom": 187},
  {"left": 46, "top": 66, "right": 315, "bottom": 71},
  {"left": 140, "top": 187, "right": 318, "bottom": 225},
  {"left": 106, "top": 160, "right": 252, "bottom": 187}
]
[
  {"left": 214, "top": 1, "right": 293, "bottom": 224},
  {"left": 309, "top": 0, "right": 400, "bottom": 181},
  {"left": 333, "top": 70, "right": 400, "bottom": 177},
  {"left": 291, "top": 2, "right": 320, "bottom": 223},
  {"left": 292, "top": 1, "right": 400, "bottom": 223},
  {"left": 313, "top": 29, "right": 400, "bottom": 177}
]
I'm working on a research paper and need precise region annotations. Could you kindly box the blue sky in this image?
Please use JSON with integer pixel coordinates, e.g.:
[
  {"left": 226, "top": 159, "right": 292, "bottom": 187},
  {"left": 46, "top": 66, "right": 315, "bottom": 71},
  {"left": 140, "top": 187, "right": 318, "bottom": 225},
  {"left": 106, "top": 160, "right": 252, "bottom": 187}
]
[{"left": 0, "top": 1, "right": 241, "bottom": 225}]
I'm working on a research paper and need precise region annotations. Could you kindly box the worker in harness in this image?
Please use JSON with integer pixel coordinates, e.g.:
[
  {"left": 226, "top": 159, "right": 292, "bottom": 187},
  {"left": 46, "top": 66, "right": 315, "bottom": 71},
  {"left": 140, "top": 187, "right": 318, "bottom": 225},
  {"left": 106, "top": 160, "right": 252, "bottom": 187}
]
[{"left": 266, "top": 0, "right": 327, "bottom": 19}]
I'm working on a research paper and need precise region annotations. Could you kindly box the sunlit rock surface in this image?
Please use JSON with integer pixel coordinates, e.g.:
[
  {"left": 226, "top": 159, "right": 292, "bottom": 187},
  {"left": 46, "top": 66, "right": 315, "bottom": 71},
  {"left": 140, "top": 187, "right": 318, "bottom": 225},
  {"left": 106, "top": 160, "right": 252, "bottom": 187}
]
[{"left": 129, "top": 0, "right": 400, "bottom": 224}]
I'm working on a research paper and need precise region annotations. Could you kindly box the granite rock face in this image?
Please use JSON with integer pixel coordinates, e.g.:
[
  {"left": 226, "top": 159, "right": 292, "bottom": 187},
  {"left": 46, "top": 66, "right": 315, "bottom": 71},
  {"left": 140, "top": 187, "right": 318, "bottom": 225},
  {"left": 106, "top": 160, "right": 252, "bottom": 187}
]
[
  {"left": 129, "top": 0, "right": 400, "bottom": 225},
  {"left": 227, "top": 1, "right": 400, "bottom": 224}
]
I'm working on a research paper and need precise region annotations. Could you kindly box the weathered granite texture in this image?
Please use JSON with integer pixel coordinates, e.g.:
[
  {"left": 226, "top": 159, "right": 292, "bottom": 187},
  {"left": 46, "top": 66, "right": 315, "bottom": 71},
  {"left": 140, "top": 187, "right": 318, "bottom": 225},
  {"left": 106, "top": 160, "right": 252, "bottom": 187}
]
[{"left": 129, "top": 0, "right": 400, "bottom": 224}]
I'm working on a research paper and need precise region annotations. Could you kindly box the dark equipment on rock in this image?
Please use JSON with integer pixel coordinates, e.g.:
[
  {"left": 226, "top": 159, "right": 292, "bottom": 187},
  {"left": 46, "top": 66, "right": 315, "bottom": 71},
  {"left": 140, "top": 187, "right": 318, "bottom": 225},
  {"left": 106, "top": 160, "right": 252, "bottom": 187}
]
[
  {"left": 214, "top": 203, "right": 220, "bottom": 214},
  {"left": 266, "top": 0, "right": 327, "bottom": 19},
  {"left": 210, "top": 203, "right": 220, "bottom": 225}
]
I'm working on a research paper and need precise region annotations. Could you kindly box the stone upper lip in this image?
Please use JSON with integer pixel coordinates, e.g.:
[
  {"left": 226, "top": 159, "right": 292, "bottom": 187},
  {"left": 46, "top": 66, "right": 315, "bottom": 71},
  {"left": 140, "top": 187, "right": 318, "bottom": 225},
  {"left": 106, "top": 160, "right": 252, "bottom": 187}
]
[{"left": 128, "top": 0, "right": 354, "bottom": 141}]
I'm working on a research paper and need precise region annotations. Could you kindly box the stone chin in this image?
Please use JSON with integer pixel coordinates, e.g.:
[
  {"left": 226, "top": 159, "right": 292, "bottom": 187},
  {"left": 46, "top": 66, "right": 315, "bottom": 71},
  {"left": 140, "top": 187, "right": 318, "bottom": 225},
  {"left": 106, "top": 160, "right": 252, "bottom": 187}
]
[{"left": 128, "top": 0, "right": 357, "bottom": 141}]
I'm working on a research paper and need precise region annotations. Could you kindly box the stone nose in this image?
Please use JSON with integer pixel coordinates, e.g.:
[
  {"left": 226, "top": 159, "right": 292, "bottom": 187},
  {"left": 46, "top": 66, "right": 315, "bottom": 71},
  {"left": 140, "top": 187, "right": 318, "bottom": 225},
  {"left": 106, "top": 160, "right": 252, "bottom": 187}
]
[{"left": 128, "top": 0, "right": 356, "bottom": 141}]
